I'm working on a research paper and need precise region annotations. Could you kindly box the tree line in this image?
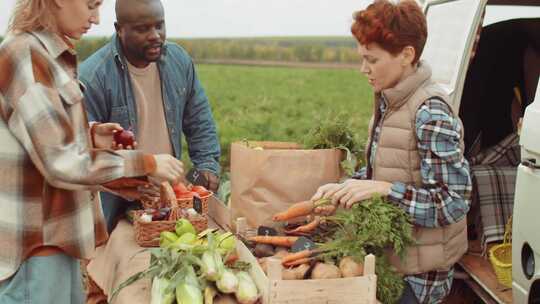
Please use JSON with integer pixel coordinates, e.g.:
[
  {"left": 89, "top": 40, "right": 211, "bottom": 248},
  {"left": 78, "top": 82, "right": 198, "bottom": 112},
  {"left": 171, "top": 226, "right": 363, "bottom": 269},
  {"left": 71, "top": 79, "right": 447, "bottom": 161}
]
[
  {"left": 1, "top": 36, "right": 361, "bottom": 64},
  {"left": 175, "top": 37, "right": 360, "bottom": 64}
]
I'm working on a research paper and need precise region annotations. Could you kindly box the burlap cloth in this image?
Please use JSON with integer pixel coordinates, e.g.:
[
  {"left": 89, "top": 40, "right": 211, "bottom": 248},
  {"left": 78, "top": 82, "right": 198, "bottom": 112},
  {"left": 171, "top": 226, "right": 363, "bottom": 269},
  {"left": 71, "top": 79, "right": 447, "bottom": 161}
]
[
  {"left": 87, "top": 220, "right": 151, "bottom": 304},
  {"left": 87, "top": 218, "right": 220, "bottom": 304}
]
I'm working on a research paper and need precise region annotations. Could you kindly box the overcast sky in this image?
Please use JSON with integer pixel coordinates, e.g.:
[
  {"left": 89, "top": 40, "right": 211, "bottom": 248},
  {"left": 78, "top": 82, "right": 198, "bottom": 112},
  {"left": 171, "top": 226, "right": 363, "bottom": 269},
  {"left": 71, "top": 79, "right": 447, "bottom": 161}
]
[{"left": 1, "top": 0, "right": 539, "bottom": 38}]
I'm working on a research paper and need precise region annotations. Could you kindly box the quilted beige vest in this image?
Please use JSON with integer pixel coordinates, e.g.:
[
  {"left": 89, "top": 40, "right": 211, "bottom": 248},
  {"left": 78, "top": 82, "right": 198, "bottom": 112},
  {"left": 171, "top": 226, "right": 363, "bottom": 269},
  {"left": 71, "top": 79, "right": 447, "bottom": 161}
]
[{"left": 366, "top": 61, "right": 468, "bottom": 275}]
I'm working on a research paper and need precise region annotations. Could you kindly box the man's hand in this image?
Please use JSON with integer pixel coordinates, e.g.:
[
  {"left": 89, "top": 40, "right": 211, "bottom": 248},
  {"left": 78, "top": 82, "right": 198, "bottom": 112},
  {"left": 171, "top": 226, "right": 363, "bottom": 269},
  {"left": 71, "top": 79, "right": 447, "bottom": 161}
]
[
  {"left": 311, "top": 179, "right": 393, "bottom": 209},
  {"left": 151, "top": 155, "right": 184, "bottom": 184},
  {"left": 92, "top": 123, "right": 137, "bottom": 150},
  {"left": 200, "top": 170, "right": 220, "bottom": 192}
]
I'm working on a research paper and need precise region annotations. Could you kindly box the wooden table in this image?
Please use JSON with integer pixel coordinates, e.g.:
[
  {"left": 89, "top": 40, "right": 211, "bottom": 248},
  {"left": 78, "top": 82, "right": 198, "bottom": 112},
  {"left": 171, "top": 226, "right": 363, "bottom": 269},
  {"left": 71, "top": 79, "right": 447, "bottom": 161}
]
[{"left": 87, "top": 198, "right": 227, "bottom": 304}]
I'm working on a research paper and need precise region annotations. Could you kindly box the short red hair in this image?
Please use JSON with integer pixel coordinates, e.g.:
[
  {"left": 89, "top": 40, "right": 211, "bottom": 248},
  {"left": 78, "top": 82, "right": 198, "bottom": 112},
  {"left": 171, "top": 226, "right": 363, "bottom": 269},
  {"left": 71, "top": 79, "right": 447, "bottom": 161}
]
[{"left": 351, "top": 0, "right": 427, "bottom": 64}]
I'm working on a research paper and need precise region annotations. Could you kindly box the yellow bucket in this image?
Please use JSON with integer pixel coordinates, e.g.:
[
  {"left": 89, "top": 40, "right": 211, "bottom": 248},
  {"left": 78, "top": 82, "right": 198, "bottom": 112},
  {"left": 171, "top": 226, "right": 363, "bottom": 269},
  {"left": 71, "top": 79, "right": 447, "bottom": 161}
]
[{"left": 488, "top": 216, "right": 512, "bottom": 288}]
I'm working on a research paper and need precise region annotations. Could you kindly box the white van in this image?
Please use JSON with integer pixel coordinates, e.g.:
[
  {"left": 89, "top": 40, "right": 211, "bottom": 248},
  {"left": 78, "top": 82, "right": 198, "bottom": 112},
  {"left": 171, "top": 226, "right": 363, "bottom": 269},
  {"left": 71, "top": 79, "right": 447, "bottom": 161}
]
[{"left": 422, "top": 0, "right": 539, "bottom": 303}]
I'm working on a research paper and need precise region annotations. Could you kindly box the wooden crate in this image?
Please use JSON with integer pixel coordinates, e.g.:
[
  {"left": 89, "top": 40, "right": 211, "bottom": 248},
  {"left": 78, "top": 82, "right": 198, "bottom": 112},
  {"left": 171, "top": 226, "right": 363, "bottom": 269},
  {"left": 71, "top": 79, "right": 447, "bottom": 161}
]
[
  {"left": 208, "top": 198, "right": 378, "bottom": 304},
  {"left": 235, "top": 218, "right": 378, "bottom": 304},
  {"left": 208, "top": 196, "right": 234, "bottom": 231}
]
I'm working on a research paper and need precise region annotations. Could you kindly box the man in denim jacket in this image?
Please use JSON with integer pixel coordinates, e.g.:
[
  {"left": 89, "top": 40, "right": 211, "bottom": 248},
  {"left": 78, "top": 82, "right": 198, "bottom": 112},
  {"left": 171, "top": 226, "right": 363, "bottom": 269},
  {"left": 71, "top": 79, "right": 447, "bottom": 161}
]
[{"left": 80, "top": 0, "right": 220, "bottom": 232}]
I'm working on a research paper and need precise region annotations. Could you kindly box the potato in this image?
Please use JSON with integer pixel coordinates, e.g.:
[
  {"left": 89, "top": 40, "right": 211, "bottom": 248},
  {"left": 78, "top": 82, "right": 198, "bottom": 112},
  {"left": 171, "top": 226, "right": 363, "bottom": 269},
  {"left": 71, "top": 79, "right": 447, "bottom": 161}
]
[
  {"left": 272, "top": 250, "right": 289, "bottom": 259},
  {"left": 254, "top": 243, "right": 275, "bottom": 258},
  {"left": 339, "top": 256, "right": 364, "bottom": 277},
  {"left": 281, "top": 268, "right": 297, "bottom": 280},
  {"left": 275, "top": 247, "right": 289, "bottom": 255},
  {"left": 311, "top": 263, "right": 342, "bottom": 279},
  {"left": 294, "top": 263, "right": 310, "bottom": 279},
  {"left": 259, "top": 255, "right": 284, "bottom": 275}
]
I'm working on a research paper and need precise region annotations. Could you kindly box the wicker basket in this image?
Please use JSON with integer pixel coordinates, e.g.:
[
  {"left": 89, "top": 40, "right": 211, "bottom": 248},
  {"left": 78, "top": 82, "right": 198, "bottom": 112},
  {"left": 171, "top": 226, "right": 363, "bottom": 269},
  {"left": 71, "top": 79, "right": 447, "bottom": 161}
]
[
  {"left": 488, "top": 216, "right": 512, "bottom": 288},
  {"left": 140, "top": 196, "right": 160, "bottom": 210},
  {"left": 133, "top": 209, "right": 208, "bottom": 247},
  {"left": 141, "top": 192, "right": 213, "bottom": 213},
  {"left": 176, "top": 192, "right": 213, "bottom": 214}
]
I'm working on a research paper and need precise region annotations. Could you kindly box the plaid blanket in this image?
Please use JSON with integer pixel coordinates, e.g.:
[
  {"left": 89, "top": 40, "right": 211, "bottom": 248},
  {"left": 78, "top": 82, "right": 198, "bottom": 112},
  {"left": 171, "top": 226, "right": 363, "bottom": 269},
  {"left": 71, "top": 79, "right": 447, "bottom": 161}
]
[
  {"left": 469, "top": 133, "right": 520, "bottom": 254},
  {"left": 469, "top": 133, "right": 520, "bottom": 167},
  {"left": 472, "top": 166, "right": 516, "bottom": 250}
]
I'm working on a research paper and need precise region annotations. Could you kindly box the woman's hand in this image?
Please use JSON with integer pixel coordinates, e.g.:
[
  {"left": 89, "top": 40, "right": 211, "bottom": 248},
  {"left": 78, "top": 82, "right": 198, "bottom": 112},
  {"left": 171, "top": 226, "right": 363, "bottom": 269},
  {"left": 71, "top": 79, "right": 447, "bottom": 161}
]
[
  {"left": 92, "top": 123, "right": 138, "bottom": 150},
  {"left": 310, "top": 182, "right": 346, "bottom": 215},
  {"left": 311, "top": 179, "right": 393, "bottom": 209},
  {"left": 311, "top": 182, "right": 343, "bottom": 202},
  {"left": 332, "top": 180, "right": 393, "bottom": 208}
]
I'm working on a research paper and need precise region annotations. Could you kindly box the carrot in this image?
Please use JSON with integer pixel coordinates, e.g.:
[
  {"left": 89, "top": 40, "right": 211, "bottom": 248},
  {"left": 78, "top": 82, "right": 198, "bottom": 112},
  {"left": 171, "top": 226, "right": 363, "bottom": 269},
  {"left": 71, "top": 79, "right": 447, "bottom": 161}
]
[
  {"left": 284, "top": 217, "right": 320, "bottom": 235},
  {"left": 284, "top": 257, "right": 313, "bottom": 267},
  {"left": 272, "top": 201, "right": 314, "bottom": 222},
  {"left": 248, "top": 236, "right": 299, "bottom": 247},
  {"left": 281, "top": 249, "right": 313, "bottom": 265},
  {"left": 273, "top": 199, "right": 332, "bottom": 222}
]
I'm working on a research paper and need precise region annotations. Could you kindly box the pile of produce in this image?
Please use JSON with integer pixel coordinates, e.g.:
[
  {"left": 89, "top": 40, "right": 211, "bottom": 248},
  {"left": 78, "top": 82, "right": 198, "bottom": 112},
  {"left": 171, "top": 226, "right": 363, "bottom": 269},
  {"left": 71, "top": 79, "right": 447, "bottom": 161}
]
[
  {"left": 246, "top": 195, "right": 413, "bottom": 304},
  {"left": 173, "top": 183, "right": 212, "bottom": 201},
  {"left": 112, "top": 219, "right": 260, "bottom": 304},
  {"left": 133, "top": 182, "right": 209, "bottom": 229},
  {"left": 319, "top": 196, "right": 414, "bottom": 303}
]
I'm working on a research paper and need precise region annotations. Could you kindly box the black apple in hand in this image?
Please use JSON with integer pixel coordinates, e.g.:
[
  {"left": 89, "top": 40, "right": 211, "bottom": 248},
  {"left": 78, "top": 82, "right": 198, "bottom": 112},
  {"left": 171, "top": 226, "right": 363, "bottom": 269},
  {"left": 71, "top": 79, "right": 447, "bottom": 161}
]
[{"left": 114, "top": 129, "right": 135, "bottom": 147}]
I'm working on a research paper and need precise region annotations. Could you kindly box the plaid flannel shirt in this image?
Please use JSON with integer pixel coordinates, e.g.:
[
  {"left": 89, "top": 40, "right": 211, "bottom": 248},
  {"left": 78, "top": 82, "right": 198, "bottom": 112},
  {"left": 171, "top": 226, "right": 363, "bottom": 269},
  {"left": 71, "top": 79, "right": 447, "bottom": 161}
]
[
  {"left": 0, "top": 31, "right": 153, "bottom": 282},
  {"left": 357, "top": 98, "right": 472, "bottom": 303}
]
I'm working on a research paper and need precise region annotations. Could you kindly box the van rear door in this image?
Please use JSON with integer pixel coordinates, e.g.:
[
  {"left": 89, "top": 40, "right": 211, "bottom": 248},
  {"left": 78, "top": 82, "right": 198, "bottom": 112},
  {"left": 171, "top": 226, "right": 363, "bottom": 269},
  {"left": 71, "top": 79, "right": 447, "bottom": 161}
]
[
  {"left": 422, "top": 0, "right": 487, "bottom": 109},
  {"left": 512, "top": 81, "right": 540, "bottom": 303}
]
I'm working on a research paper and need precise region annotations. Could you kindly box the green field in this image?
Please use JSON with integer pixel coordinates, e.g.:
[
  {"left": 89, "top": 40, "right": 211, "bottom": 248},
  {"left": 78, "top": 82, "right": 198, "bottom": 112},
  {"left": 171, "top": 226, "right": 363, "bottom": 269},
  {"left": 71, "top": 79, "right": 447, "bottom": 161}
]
[
  {"left": 193, "top": 64, "right": 374, "bottom": 170},
  {"left": 177, "top": 36, "right": 359, "bottom": 64}
]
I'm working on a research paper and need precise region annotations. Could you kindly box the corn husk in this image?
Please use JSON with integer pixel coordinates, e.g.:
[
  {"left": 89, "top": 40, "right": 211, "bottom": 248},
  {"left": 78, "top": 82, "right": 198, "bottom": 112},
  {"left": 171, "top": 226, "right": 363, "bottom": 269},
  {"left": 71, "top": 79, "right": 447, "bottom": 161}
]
[
  {"left": 216, "top": 268, "right": 238, "bottom": 294},
  {"left": 176, "top": 266, "right": 203, "bottom": 304},
  {"left": 204, "top": 285, "right": 218, "bottom": 304},
  {"left": 235, "top": 271, "right": 259, "bottom": 304},
  {"left": 151, "top": 277, "right": 175, "bottom": 304},
  {"left": 202, "top": 250, "right": 223, "bottom": 281}
]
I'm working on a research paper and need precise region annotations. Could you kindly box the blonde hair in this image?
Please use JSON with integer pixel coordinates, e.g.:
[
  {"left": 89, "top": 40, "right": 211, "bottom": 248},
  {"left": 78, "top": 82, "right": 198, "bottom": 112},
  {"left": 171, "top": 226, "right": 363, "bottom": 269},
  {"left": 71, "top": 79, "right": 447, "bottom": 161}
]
[{"left": 8, "top": 0, "right": 58, "bottom": 34}]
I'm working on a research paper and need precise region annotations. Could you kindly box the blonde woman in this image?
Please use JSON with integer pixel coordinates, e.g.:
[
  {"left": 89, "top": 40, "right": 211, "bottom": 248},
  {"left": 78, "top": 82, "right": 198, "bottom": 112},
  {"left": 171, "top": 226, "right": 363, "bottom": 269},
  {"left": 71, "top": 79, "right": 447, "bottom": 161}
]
[{"left": 0, "top": 1, "right": 185, "bottom": 303}]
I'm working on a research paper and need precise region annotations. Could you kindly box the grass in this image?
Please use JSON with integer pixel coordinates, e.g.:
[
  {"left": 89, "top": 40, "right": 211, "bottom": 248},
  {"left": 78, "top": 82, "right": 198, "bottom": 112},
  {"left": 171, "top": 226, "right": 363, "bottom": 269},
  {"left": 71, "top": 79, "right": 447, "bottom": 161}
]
[{"left": 184, "top": 64, "right": 374, "bottom": 170}]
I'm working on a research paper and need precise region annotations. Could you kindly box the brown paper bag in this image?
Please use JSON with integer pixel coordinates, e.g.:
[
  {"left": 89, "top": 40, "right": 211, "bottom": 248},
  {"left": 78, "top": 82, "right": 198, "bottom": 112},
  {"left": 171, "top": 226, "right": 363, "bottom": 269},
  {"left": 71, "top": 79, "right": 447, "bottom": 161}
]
[{"left": 230, "top": 141, "right": 343, "bottom": 228}]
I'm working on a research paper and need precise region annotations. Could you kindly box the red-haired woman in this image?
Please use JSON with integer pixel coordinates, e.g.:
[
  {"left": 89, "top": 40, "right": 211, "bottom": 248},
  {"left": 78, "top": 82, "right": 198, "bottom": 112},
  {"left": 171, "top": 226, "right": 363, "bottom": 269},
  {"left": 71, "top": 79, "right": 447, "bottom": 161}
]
[{"left": 312, "top": 1, "right": 472, "bottom": 303}]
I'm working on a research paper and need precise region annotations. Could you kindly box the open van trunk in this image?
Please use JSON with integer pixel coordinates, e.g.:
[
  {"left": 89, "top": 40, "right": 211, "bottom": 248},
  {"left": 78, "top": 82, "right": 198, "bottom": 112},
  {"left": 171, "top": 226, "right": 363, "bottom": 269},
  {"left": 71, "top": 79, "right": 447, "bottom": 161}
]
[
  {"left": 422, "top": 0, "right": 540, "bottom": 302},
  {"left": 460, "top": 18, "right": 540, "bottom": 153}
]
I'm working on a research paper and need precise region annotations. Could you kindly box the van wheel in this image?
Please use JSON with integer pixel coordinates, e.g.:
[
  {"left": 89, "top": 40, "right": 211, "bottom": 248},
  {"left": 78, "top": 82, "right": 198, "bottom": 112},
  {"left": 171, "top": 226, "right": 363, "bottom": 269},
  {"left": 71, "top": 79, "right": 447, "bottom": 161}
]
[{"left": 529, "top": 280, "right": 540, "bottom": 304}]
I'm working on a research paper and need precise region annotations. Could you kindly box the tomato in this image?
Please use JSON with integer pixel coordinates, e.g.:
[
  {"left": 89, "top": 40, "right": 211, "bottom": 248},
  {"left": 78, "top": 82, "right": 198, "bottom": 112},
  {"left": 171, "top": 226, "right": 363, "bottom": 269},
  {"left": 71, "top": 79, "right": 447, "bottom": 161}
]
[
  {"left": 173, "top": 182, "right": 189, "bottom": 193},
  {"left": 173, "top": 183, "right": 189, "bottom": 198},
  {"left": 191, "top": 185, "right": 211, "bottom": 197}
]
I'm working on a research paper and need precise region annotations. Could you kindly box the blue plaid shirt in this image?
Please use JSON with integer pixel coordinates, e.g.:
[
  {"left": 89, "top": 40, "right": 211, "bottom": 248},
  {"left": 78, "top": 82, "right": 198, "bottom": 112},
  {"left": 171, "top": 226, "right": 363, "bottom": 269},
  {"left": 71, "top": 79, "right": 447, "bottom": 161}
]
[{"left": 356, "top": 98, "right": 472, "bottom": 303}]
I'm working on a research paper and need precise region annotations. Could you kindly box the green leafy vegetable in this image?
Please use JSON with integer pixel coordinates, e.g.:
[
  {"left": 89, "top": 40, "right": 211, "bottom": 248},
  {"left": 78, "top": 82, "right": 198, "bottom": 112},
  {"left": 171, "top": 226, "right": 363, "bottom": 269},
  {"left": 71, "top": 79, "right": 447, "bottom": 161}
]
[
  {"left": 319, "top": 195, "right": 414, "bottom": 303},
  {"left": 303, "top": 112, "right": 363, "bottom": 176}
]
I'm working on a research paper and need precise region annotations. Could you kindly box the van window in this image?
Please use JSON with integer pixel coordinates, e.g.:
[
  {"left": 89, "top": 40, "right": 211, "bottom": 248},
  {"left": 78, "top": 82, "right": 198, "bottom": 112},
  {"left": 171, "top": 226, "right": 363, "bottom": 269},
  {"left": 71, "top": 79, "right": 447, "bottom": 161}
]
[{"left": 422, "top": 0, "right": 485, "bottom": 106}]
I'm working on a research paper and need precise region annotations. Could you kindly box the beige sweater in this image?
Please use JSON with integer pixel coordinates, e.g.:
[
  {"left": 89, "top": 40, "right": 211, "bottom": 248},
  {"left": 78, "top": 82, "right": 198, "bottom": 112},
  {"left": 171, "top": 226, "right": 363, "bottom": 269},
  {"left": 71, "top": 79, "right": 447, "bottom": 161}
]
[{"left": 127, "top": 61, "right": 174, "bottom": 155}]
